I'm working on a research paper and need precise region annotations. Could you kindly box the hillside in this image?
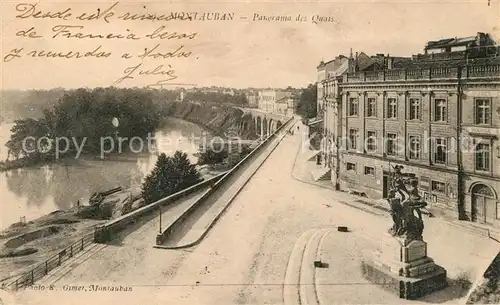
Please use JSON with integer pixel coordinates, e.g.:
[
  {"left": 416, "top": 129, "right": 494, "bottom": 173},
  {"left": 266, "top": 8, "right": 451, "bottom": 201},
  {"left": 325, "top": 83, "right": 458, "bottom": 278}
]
[{"left": 163, "top": 101, "right": 258, "bottom": 140}]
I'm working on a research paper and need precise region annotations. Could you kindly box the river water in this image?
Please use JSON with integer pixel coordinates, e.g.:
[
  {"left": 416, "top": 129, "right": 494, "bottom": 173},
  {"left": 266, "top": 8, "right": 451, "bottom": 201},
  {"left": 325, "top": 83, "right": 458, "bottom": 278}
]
[{"left": 0, "top": 118, "right": 209, "bottom": 230}]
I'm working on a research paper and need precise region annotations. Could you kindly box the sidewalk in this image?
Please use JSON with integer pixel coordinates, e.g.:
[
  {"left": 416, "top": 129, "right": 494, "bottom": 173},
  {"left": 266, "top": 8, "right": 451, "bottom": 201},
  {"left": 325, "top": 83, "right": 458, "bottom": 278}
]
[
  {"left": 290, "top": 127, "right": 398, "bottom": 218},
  {"left": 288, "top": 123, "right": 499, "bottom": 305},
  {"left": 290, "top": 122, "right": 500, "bottom": 240}
]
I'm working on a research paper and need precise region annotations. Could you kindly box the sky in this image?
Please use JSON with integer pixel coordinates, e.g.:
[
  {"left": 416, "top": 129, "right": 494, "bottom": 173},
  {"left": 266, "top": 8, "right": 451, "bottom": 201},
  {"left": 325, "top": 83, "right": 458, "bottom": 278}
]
[{"left": 0, "top": 0, "right": 498, "bottom": 90}]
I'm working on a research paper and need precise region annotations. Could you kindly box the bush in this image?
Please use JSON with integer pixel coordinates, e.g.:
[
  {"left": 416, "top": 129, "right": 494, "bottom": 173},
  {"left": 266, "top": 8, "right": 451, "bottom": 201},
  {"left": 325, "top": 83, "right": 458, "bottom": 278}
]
[{"left": 197, "top": 142, "right": 228, "bottom": 165}]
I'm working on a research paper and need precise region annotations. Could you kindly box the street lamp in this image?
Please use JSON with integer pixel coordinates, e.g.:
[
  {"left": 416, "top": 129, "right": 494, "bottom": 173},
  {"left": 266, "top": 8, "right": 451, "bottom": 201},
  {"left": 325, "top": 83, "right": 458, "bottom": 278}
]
[{"left": 159, "top": 205, "right": 162, "bottom": 234}]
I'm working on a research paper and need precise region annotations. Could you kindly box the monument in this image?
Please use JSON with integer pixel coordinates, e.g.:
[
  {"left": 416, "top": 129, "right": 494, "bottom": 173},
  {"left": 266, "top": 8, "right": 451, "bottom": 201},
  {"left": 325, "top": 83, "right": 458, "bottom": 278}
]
[{"left": 361, "top": 165, "right": 448, "bottom": 299}]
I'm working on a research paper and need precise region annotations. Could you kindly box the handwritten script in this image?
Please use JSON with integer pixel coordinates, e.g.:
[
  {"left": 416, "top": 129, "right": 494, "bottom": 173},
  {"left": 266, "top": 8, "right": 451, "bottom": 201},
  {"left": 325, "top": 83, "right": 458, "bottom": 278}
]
[
  {"left": 4, "top": 2, "right": 339, "bottom": 87},
  {"left": 4, "top": 2, "right": 203, "bottom": 87}
]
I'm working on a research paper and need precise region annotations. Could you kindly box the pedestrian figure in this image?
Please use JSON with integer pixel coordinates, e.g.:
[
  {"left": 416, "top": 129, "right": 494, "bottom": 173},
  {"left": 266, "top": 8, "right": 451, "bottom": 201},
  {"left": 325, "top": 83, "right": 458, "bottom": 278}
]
[{"left": 297, "top": 126, "right": 299, "bottom": 131}]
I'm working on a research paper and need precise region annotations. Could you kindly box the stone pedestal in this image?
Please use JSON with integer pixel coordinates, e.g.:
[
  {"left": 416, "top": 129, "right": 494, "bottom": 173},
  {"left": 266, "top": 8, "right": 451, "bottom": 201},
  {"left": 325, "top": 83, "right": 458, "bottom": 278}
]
[{"left": 361, "top": 235, "right": 448, "bottom": 300}]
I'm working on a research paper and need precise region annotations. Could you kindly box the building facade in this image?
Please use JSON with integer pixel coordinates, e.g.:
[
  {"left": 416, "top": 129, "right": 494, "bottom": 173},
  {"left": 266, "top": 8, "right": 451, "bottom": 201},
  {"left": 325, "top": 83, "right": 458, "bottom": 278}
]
[
  {"left": 318, "top": 32, "right": 500, "bottom": 227},
  {"left": 245, "top": 91, "right": 259, "bottom": 107},
  {"left": 258, "top": 90, "right": 292, "bottom": 113}
]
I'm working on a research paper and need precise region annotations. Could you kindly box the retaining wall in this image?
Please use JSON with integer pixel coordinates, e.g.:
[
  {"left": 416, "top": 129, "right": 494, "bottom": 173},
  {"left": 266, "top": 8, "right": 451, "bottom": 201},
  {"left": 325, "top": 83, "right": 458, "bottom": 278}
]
[
  {"left": 156, "top": 118, "right": 293, "bottom": 245},
  {"left": 93, "top": 172, "right": 227, "bottom": 243}
]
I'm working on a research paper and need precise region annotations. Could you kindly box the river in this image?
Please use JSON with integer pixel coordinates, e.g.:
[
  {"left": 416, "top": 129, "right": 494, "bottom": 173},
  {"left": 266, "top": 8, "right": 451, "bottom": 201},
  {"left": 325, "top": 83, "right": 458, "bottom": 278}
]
[{"left": 0, "top": 118, "right": 210, "bottom": 230}]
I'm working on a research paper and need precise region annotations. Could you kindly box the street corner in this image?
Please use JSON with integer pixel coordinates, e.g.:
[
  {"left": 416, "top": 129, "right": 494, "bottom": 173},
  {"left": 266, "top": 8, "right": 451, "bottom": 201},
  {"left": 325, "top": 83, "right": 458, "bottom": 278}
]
[{"left": 283, "top": 227, "right": 335, "bottom": 305}]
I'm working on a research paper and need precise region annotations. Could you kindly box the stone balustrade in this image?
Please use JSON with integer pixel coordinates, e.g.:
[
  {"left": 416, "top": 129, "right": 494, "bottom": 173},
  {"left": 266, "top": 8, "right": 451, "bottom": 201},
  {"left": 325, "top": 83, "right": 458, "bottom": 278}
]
[{"left": 342, "top": 64, "right": 500, "bottom": 83}]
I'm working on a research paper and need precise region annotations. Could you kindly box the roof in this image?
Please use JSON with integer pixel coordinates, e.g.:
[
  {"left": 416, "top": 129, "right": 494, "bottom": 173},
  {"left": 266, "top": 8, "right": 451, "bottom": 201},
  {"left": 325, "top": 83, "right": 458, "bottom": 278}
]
[
  {"left": 426, "top": 36, "right": 476, "bottom": 49},
  {"left": 318, "top": 56, "right": 348, "bottom": 70},
  {"left": 356, "top": 52, "right": 376, "bottom": 71},
  {"left": 275, "top": 97, "right": 289, "bottom": 104}
]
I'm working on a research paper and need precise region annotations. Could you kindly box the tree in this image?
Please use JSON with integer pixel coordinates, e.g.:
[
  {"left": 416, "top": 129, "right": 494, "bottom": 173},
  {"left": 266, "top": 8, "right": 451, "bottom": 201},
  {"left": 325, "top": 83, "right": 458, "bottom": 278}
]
[
  {"left": 5, "top": 87, "right": 164, "bottom": 164},
  {"left": 295, "top": 84, "right": 318, "bottom": 120},
  {"left": 197, "top": 142, "right": 228, "bottom": 165},
  {"left": 141, "top": 151, "right": 201, "bottom": 204}
]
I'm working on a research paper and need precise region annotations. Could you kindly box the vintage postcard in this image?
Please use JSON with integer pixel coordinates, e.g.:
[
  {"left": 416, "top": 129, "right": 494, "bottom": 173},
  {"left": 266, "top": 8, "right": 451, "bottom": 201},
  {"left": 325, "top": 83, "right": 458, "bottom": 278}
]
[{"left": 0, "top": 0, "right": 499, "bottom": 304}]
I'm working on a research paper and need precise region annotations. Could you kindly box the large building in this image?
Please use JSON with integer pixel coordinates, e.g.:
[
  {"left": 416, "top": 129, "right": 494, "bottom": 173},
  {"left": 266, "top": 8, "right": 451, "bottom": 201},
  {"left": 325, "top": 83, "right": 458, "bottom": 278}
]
[
  {"left": 258, "top": 89, "right": 293, "bottom": 113},
  {"left": 318, "top": 32, "right": 500, "bottom": 227},
  {"left": 245, "top": 91, "right": 259, "bottom": 107},
  {"left": 274, "top": 95, "right": 298, "bottom": 116}
]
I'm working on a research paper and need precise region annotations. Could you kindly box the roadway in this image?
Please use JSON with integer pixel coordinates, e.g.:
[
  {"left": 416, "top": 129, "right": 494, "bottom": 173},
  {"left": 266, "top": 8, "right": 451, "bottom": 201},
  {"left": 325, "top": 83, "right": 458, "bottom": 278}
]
[
  {"left": 11, "top": 123, "right": 499, "bottom": 305},
  {"left": 159, "top": 128, "right": 289, "bottom": 248}
]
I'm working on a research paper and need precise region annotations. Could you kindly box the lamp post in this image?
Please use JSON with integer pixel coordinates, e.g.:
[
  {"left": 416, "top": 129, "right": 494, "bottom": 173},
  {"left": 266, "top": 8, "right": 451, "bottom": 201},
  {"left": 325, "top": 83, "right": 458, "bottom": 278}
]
[{"left": 159, "top": 205, "right": 162, "bottom": 234}]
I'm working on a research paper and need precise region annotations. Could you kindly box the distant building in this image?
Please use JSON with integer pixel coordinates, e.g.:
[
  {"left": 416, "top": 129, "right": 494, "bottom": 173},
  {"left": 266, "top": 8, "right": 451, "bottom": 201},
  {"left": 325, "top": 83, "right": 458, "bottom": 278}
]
[
  {"left": 223, "top": 89, "right": 235, "bottom": 96},
  {"left": 245, "top": 91, "right": 259, "bottom": 107},
  {"left": 317, "top": 32, "right": 500, "bottom": 227},
  {"left": 424, "top": 32, "right": 496, "bottom": 55},
  {"left": 286, "top": 95, "right": 298, "bottom": 115},
  {"left": 311, "top": 55, "right": 350, "bottom": 149},
  {"left": 275, "top": 97, "right": 288, "bottom": 114},
  {"left": 258, "top": 90, "right": 292, "bottom": 113}
]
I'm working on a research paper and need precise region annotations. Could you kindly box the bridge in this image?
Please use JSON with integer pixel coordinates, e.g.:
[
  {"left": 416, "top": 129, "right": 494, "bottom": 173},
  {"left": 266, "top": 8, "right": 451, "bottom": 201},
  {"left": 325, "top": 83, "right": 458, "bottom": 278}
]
[
  {"left": 236, "top": 107, "right": 289, "bottom": 138},
  {"left": 5, "top": 118, "right": 499, "bottom": 305}
]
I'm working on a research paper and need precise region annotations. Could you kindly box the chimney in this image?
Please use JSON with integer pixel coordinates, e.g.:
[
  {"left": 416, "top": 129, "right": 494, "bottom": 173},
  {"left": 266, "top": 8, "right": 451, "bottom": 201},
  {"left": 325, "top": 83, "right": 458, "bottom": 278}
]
[
  {"left": 355, "top": 52, "right": 359, "bottom": 72},
  {"left": 348, "top": 48, "right": 355, "bottom": 73},
  {"left": 387, "top": 54, "right": 393, "bottom": 69}
]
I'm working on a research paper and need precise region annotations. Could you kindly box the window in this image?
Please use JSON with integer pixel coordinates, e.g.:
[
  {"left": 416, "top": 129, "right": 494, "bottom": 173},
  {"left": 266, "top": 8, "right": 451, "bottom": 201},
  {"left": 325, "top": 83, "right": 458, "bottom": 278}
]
[
  {"left": 475, "top": 99, "right": 491, "bottom": 125},
  {"left": 349, "top": 129, "right": 358, "bottom": 150},
  {"left": 366, "top": 131, "right": 377, "bottom": 152},
  {"left": 364, "top": 166, "right": 375, "bottom": 176},
  {"left": 409, "top": 136, "right": 421, "bottom": 160},
  {"left": 366, "top": 98, "right": 376, "bottom": 117},
  {"left": 434, "top": 99, "right": 447, "bottom": 122},
  {"left": 346, "top": 162, "right": 356, "bottom": 171},
  {"left": 434, "top": 138, "right": 447, "bottom": 164},
  {"left": 409, "top": 98, "right": 421, "bottom": 120},
  {"left": 431, "top": 181, "right": 446, "bottom": 194},
  {"left": 386, "top": 98, "right": 397, "bottom": 119},
  {"left": 349, "top": 98, "right": 359, "bottom": 116},
  {"left": 475, "top": 142, "right": 491, "bottom": 171},
  {"left": 386, "top": 133, "right": 397, "bottom": 156}
]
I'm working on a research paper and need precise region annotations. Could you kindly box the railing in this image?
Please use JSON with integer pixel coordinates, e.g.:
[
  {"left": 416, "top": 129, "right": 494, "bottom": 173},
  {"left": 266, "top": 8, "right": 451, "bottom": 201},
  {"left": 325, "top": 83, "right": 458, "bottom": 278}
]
[
  {"left": 463, "top": 65, "right": 500, "bottom": 78},
  {"left": 3, "top": 176, "right": 227, "bottom": 292},
  {"left": 93, "top": 172, "right": 227, "bottom": 243},
  {"left": 6, "top": 231, "right": 95, "bottom": 291},
  {"left": 342, "top": 64, "right": 500, "bottom": 83},
  {"left": 430, "top": 67, "right": 459, "bottom": 79},
  {"left": 156, "top": 117, "right": 294, "bottom": 245}
]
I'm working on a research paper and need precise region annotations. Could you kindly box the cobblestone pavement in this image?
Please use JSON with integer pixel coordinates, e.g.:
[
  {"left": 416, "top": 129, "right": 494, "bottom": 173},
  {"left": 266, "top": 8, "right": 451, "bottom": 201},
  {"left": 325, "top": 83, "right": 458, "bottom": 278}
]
[{"left": 8, "top": 121, "right": 498, "bottom": 305}]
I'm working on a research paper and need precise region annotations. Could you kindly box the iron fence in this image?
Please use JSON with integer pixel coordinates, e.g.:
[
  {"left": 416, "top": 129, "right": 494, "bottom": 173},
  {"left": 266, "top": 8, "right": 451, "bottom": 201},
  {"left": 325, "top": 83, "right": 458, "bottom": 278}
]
[{"left": 6, "top": 231, "right": 95, "bottom": 291}]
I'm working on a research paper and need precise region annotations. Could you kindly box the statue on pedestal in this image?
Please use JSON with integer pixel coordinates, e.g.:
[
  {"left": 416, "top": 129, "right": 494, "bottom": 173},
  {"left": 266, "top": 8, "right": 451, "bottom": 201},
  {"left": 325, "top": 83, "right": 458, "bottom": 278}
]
[
  {"left": 386, "top": 166, "right": 427, "bottom": 241},
  {"left": 362, "top": 165, "right": 447, "bottom": 300}
]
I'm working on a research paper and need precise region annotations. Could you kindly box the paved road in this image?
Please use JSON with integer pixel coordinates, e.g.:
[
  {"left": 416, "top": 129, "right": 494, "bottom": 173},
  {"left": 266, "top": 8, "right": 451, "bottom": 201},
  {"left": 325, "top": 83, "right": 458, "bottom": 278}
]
[
  {"left": 11, "top": 125, "right": 498, "bottom": 305},
  {"left": 161, "top": 130, "right": 288, "bottom": 248}
]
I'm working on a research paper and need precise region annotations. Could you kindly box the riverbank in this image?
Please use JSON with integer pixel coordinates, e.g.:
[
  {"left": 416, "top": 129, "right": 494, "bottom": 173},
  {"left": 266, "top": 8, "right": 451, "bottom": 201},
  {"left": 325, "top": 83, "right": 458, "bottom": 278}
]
[
  {"left": 0, "top": 103, "right": 257, "bottom": 173},
  {"left": 0, "top": 103, "right": 258, "bottom": 283},
  {"left": 0, "top": 163, "right": 227, "bottom": 285}
]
